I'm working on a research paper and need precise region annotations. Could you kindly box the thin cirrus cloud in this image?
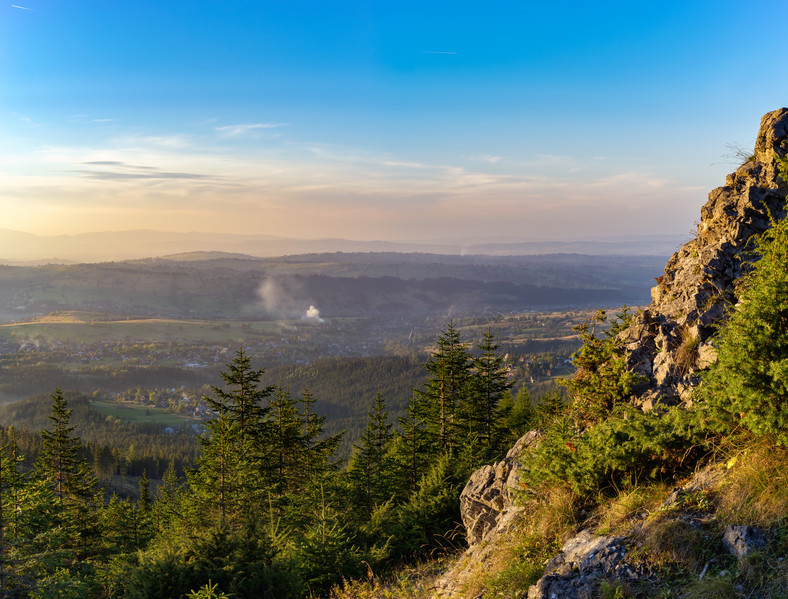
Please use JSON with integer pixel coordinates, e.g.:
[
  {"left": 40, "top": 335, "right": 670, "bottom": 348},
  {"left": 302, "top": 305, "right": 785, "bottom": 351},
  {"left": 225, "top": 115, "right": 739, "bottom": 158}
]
[
  {"left": 73, "top": 161, "right": 213, "bottom": 181},
  {"left": 11, "top": 4, "right": 32, "bottom": 10},
  {"left": 214, "top": 123, "right": 289, "bottom": 137}
]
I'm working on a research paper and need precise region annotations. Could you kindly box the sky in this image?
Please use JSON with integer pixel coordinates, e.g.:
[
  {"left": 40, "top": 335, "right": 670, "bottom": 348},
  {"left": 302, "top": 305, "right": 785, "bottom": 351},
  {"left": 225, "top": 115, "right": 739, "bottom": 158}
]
[{"left": 1, "top": 0, "right": 787, "bottom": 243}]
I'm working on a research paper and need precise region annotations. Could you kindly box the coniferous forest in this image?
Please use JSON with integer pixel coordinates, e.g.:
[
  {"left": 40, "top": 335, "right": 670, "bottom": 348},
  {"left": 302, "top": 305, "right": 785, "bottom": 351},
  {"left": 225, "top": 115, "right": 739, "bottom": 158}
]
[{"left": 0, "top": 325, "right": 533, "bottom": 598}]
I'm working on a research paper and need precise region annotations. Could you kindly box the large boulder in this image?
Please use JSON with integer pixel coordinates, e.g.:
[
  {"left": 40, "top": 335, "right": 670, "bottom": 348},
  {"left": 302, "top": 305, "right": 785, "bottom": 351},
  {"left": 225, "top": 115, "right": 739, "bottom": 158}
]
[
  {"left": 433, "top": 430, "right": 541, "bottom": 598},
  {"left": 527, "top": 530, "right": 643, "bottom": 599},
  {"left": 459, "top": 429, "right": 541, "bottom": 546}
]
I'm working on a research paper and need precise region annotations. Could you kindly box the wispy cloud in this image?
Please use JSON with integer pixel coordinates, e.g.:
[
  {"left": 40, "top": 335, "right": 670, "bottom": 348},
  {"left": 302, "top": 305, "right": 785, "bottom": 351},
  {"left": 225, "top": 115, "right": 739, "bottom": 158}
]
[
  {"left": 82, "top": 161, "right": 155, "bottom": 170},
  {"left": 73, "top": 161, "right": 212, "bottom": 181},
  {"left": 382, "top": 160, "right": 428, "bottom": 169},
  {"left": 114, "top": 134, "right": 192, "bottom": 149},
  {"left": 12, "top": 113, "right": 41, "bottom": 126},
  {"left": 11, "top": 4, "right": 32, "bottom": 10},
  {"left": 73, "top": 170, "right": 212, "bottom": 181},
  {"left": 215, "top": 123, "right": 289, "bottom": 137},
  {"left": 92, "top": 118, "right": 115, "bottom": 123}
]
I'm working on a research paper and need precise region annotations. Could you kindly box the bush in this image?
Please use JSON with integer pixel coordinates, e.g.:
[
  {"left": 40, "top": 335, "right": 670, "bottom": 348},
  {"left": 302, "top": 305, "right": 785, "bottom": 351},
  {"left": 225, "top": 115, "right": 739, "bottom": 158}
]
[
  {"left": 521, "top": 406, "right": 696, "bottom": 497},
  {"left": 696, "top": 196, "right": 788, "bottom": 444}
]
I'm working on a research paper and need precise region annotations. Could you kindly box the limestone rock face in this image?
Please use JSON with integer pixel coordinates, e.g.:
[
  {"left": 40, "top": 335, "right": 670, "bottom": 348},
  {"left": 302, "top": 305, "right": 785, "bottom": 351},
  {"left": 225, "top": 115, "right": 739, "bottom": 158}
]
[
  {"left": 621, "top": 108, "right": 788, "bottom": 408},
  {"left": 459, "top": 430, "right": 540, "bottom": 546},
  {"left": 433, "top": 430, "right": 541, "bottom": 598}
]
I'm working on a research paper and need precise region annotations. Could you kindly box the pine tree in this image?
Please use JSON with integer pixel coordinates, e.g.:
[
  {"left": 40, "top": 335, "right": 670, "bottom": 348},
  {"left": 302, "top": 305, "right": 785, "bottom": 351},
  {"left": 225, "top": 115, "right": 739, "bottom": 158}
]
[
  {"left": 38, "top": 389, "right": 80, "bottom": 504},
  {"left": 267, "top": 386, "right": 303, "bottom": 499},
  {"left": 698, "top": 179, "right": 788, "bottom": 442},
  {"left": 0, "top": 435, "right": 25, "bottom": 596},
  {"left": 204, "top": 348, "right": 273, "bottom": 439},
  {"left": 36, "top": 389, "right": 100, "bottom": 561},
  {"left": 190, "top": 416, "right": 245, "bottom": 528},
  {"left": 298, "top": 388, "right": 342, "bottom": 486},
  {"left": 347, "top": 393, "right": 394, "bottom": 516},
  {"left": 560, "top": 309, "right": 642, "bottom": 427},
  {"left": 392, "top": 392, "right": 431, "bottom": 495},
  {"left": 417, "top": 322, "right": 473, "bottom": 454},
  {"left": 463, "top": 329, "right": 512, "bottom": 463},
  {"left": 191, "top": 349, "right": 274, "bottom": 527}
]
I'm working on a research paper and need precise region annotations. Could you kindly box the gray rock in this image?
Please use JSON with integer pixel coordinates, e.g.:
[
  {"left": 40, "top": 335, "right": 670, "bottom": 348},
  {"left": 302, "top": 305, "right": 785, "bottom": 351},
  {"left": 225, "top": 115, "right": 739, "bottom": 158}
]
[
  {"left": 620, "top": 108, "right": 788, "bottom": 409},
  {"left": 527, "top": 530, "right": 643, "bottom": 599},
  {"left": 723, "top": 525, "right": 766, "bottom": 558},
  {"left": 459, "top": 429, "right": 541, "bottom": 546},
  {"left": 433, "top": 430, "right": 542, "bottom": 597}
]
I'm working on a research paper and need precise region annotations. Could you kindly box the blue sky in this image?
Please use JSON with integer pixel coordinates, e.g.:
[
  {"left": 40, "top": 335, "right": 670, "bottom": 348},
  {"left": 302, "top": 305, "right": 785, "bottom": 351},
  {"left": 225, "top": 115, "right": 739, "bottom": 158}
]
[{"left": 1, "top": 0, "right": 786, "bottom": 243}]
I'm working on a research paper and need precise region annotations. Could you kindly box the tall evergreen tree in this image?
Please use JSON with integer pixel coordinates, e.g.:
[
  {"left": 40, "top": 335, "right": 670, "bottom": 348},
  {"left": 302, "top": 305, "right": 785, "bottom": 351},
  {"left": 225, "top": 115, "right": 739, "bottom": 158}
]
[
  {"left": 392, "top": 392, "right": 431, "bottom": 495},
  {"left": 36, "top": 389, "right": 100, "bottom": 561},
  {"left": 462, "top": 329, "right": 512, "bottom": 463},
  {"left": 0, "top": 435, "right": 25, "bottom": 596},
  {"left": 267, "top": 386, "right": 304, "bottom": 499},
  {"left": 191, "top": 349, "right": 274, "bottom": 527},
  {"left": 204, "top": 348, "right": 273, "bottom": 439},
  {"left": 347, "top": 393, "right": 394, "bottom": 516},
  {"left": 417, "top": 322, "right": 473, "bottom": 454}
]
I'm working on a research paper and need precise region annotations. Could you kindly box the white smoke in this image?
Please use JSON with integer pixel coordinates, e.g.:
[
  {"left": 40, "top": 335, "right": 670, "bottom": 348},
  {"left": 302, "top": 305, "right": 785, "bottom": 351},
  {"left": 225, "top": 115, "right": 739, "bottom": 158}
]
[
  {"left": 257, "top": 278, "right": 286, "bottom": 312},
  {"left": 303, "top": 305, "right": 324, "bottom": 322}
]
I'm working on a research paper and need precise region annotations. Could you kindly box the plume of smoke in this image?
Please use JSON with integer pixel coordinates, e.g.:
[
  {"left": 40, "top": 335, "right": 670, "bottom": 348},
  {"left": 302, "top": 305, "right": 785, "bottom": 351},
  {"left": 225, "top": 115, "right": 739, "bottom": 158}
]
[
  {"left": 303, "top": 305, "right": 324, "bottom": 323},
  {"left": 257, "top": 278, "right": 286, "bottom": 312}
]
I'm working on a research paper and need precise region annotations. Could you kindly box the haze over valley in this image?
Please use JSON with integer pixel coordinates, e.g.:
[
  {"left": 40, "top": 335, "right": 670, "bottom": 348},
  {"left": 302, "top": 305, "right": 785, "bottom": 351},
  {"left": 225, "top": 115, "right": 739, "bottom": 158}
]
[{"left": 3, "top": 1, "right": 788, "bottom": 597}]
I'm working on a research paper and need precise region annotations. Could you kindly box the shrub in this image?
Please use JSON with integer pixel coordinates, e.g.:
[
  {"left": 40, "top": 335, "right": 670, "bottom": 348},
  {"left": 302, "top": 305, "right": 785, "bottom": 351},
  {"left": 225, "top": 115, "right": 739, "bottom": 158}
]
[
  {"left": 695, "top": 197, "right": 788, "bottom": 444},
  {"left": 559, "top": 309, "right": 644, "bottom": 427}
]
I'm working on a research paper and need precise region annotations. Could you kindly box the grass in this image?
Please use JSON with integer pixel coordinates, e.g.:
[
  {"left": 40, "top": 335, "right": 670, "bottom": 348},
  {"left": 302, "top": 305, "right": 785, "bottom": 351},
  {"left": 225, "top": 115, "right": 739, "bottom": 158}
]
[
  {"left": 674, "top": 325, "right": 700, "bottom": 376},
  {"left": 716, "top": 440, "right": 788, "bottom": 528},
  {"left": 596, "top": 481, "right": 670, "bottom": 535},
  {"left": 328, "top": 558, "right": 449, "bottom": 599},
  {"left": 91, "top": 400, "right": 197, "bottom": 426},
  {"left": 0, "top": 312, "right": 338, "bottom": 345}
]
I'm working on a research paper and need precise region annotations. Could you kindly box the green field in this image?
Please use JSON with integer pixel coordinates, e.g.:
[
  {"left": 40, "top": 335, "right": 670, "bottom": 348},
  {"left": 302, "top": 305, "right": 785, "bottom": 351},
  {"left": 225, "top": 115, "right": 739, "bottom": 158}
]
[
  {"left": 0, "top": 313, "right": 329, "bottom": 345},
  {"left": 91, "top": 400, "right": 198, "bottom": 427}
]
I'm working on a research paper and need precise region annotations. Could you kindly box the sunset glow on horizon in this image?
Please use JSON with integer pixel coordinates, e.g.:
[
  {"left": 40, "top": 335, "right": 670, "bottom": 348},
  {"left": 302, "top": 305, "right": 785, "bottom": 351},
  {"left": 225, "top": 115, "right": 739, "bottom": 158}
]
[{"left": 2, "top": 1, "right": 787, "bottom": 243}]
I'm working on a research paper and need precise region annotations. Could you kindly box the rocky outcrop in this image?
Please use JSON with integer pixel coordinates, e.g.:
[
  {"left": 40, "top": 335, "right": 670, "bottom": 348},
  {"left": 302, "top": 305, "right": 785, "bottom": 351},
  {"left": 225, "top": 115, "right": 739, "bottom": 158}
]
[
  {"left": 621, "top": 108, "right": 788, "bottom": 408},
  {"left": 723, "top": 525, "right": 766, "bottom": 558},
  {"left": 433, "top": 430, "right": 541, "bottom": 598},
  {"left": 459, "top": 430, "right": 541, "bottom": 546},
  {"left": 436, "top": 109, "right": 788, "bottom": 599},
  {"left": 526, "top": 530, "right": 644, "bottom": 599}
]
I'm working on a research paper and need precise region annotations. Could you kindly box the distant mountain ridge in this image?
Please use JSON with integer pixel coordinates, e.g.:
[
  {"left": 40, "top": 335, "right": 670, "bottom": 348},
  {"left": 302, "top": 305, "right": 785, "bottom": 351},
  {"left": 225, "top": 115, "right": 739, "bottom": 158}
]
[{"left": 0, "top": 228, "right": 684, "bottom": 264}]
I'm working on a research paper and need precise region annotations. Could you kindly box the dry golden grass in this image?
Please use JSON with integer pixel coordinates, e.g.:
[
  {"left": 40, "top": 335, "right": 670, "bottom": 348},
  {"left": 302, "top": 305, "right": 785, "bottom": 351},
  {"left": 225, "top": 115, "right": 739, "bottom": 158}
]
[
  {"left": 327, "top": 559, "right": 448, "bottom": 599},
  {"left": 674, "top": 324, "right": 700, "bottom": 376},
  {"left": 596, "top": 481, "right": 670, "bottom": 536},
  {"left": 717, "top": 441, "right": 788, "bottom": 528}
]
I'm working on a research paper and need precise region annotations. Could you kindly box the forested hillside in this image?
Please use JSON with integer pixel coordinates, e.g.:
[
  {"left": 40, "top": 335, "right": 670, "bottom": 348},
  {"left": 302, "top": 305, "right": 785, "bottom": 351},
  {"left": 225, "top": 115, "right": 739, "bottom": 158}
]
[
  {"left": 0, "top": 325, "right": 536, "bottom": 598},
  {"left": 0, "top": 252, "right": 663, "bottom": 322}
]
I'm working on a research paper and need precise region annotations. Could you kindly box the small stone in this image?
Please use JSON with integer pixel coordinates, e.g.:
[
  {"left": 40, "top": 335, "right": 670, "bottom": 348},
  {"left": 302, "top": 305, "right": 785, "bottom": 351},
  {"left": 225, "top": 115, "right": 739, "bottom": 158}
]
[{"left": 723, "top": 525, "right": 766, "bottom": 558}]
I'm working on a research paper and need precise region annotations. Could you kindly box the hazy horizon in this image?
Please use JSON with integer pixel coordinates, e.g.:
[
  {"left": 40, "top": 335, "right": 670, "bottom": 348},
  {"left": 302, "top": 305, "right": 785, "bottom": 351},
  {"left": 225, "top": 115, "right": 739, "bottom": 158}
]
[{"left": 2, "top": 1, "right": 787, "bottom": 244}]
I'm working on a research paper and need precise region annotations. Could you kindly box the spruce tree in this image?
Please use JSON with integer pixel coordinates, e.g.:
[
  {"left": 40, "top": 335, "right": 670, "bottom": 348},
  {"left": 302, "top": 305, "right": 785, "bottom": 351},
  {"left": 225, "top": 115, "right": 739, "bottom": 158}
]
[
  {"left": 698, "top": 183, "right": 788, "bottom": 442},
  {"left": 392, "top": 392, "right": 431, "bottom": 495},
  {"left": 192, "top": 349, "right": 274, "bottom": 527},
  {"left": 347, "top": 393, "right": 394, "bottom": 516},
  {"left": 36, "top": 389, "right": 100, "bottom": 561},
  {"left": 417, "top": 322, "right": 473, "bottom": 455},
  {"left": 0, "top": 435, "right": 25, "bottom": 596},
  {"left": 463, "top": 329, "right": 512, "bottom": 463}
]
